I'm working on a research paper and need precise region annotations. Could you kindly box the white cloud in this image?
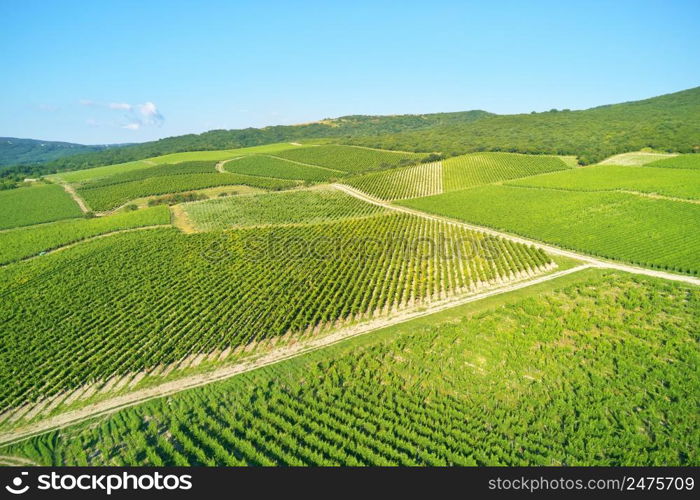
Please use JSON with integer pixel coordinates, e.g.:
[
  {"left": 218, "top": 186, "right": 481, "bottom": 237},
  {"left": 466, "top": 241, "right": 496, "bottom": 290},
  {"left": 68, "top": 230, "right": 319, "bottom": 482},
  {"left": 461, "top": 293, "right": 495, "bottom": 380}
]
[
  {"left": 80, "top": 99, "right": 165, "bottom": 131},
  {"left": 109, "top": 102, "right": 132, "bottom": 110}
]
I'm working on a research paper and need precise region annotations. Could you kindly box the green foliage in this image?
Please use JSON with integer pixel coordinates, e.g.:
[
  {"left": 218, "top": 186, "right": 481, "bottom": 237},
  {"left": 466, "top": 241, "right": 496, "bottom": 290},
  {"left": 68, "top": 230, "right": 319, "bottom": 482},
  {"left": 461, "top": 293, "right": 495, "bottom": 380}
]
[
  {"left": 345, "top": 87, "right": 700, "bottom": 164},
  {"left": 0, "top": 206, "right": 170, "bottom": 265},
  {"left": 78, "top": 173, "right": 298, "bottom": 211},
  {"left": 223, "top": 155, "right": 340, "bottom": 181},
  {"left": 0, "top": 137, "right": 112, "bottom": 168},
  {"left": 400, "top": 185, "right": 700, "bottom": 275},
  {"left": 443, "top": 152, "right": 571, "bottom": 191},
  {"left": 147, "top": 192, "right": 208, "bottom": 206},
  {"left": 5, "top": 274, "right": 697, "bottom": 466},
  {"left": 184, "top": 187, "right": 388, "bottom": 230},
  {"left": 0, "top": 183, "right": 82, "bottom": 230},
  {"left": 274, "top": 145, "right": 426, "bottom": 173},
  {"left": 646, "top": 154, "right": 700, "bottom": 169},
  {"left": 78, "top": 161, "right": 218, "bottom": 189},
  {"left": 345, "top": 162, "right": 443, "bottom": 200},
  {"left": 510, "top": 165, "right": 700, "bottom": 200},
  {"left": 0, "top": 213, "right": 549, "bottom": 411}
]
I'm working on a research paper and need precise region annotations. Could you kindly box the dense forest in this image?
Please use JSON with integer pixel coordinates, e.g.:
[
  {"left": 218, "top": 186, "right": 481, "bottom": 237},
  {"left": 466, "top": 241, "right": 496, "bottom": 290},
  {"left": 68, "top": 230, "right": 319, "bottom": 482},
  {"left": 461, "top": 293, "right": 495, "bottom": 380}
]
[
  {"left": 0, "top": 138, "right": 118, "bottom": 168},
  {"left": 1, "top": 87, "right": 697, "bottom": 183}
]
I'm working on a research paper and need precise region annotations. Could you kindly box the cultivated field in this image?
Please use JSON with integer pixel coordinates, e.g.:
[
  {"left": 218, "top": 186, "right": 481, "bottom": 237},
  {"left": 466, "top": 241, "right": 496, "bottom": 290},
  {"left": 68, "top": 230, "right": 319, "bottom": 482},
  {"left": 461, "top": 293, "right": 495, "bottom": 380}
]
[
  {"left": 183, "top": 187, "right": 388, "bottom": 230},
  {"left": 3, "top": 271, "right": 696, "bottom": 466},
  {"left": 400, "top": 185, "right": 700, "bottom": 275},
  {"left": 223, "top": 155, "right": 342, "bottom": 182},
  {"left": 0, "top": 211, "right": 551, "bottom": 421},
  {"left": 0, "top": 183, "right": 82, "bottom": 229}
]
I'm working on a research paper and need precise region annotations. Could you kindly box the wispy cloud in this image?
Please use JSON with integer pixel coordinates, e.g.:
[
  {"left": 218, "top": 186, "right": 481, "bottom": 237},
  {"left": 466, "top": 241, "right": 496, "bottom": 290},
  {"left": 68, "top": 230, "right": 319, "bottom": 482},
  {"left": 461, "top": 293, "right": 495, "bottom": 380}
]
[{"left": 80, "top": 99, "right": 165, "bottom": 131}]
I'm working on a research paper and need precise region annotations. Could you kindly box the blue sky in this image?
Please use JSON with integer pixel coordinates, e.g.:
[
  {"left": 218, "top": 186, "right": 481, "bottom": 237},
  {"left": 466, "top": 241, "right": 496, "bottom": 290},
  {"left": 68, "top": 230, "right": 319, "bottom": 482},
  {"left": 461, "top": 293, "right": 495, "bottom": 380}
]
[{"left": 1, "top": 0, "right": 698, "bottom": 144}]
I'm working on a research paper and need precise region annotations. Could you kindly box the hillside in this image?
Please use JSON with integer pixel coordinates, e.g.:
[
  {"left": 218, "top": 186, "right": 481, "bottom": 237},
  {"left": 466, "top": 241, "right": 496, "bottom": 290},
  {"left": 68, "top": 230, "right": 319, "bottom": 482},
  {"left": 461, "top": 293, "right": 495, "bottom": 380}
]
[
  {"left": 347, "top": 86, "right": 700, "bottom": 164},
  {"left": 0, "top": 137, "right": 117, "bottom": 168}
]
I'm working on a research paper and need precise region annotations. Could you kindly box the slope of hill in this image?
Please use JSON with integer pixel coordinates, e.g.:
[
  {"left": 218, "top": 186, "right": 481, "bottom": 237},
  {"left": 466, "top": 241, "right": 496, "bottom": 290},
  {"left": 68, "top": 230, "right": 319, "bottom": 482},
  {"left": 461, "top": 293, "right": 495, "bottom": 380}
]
[
  {"left": 0, "top": 137, "right": 117, "bottom": 168},
  {"left": 347, "top": 87, "right": 700, "bottom": 164}
]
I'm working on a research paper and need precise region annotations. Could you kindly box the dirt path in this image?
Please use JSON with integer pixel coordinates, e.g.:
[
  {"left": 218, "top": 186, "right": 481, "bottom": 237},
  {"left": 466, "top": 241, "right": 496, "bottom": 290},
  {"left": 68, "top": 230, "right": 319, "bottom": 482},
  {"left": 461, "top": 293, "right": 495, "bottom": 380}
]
[
  {"left": 0, "top": 264, "right": 590, "bottom": 446},
  {"left": 215, "top": 158, "right": 239, "bottom": 173},
  {"left": 0, "top": 455, "right": 38, "bottom": 466},
  {"left": 333, "top": 184, "right": 700, "bottom": 286},
  {"left": 59, "top": 182, "right": 90, "bottom": 213},
  {"left": 169, "top": 205, "right": 198, "bottom": 234}
]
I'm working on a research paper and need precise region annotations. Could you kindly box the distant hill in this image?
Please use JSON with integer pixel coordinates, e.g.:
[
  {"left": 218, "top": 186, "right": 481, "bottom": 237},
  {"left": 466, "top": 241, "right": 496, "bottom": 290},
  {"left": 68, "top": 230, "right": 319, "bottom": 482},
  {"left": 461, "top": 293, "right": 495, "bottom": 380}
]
[
  {"left": 2, "top": 86, "right": 698, "bottom": 181},
  {"left": 0, "top": 137, "right": 120, "bottom": 168},
  {"left": 345, "top": 86, "right": 700, "bottom": 164}
]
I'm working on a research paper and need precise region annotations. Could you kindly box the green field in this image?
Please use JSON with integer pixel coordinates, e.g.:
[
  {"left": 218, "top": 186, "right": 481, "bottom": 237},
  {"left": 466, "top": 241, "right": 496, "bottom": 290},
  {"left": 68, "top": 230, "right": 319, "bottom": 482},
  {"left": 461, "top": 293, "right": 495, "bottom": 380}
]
[
  {"left": 78, "top": 161, "right": 218, "bottom": 189},
  {"left": 345, "top": 161, "right": 442, "bottom": 200},
  {"left": 223, "top": 155, "right": 341, "bottom": 182},
  {"left": 400, "top": 185, "right": 700, "bottom": 275},
  {"left": 509, "top": 164, "right": 700, "bottom": 200},
  {"left": 184, "top": 187, "right": 387, "bottom": 230},
  {"left": 0, "top": 212, "right": 550, "bottom": 415},
  {"left": 646, "top": 153, "right": 700, "bottom": 169},
  {"left": 4, "top": 272, "right": 696, "bottom": 466},
  {"left": 275, "top": 145, "right": 425, "bottom": 173},
  {"left": 78, "top": 173, "right": 299, "bottom": 211},
  {"left": 443, "top": 152, "right": 571, "bottom": 192},
  {"left": 0, "top": 206, "right": 170, "bottom": 265},
  {"left": 0, "top": 183, "right": 82, "bottom": 230}
]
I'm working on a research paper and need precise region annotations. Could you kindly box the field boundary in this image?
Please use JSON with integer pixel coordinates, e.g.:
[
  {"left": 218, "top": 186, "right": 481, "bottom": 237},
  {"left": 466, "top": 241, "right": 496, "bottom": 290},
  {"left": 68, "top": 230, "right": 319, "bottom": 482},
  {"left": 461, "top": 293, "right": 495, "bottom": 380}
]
[
  {"left": 0, "top": 264, "right": 591, "bottom": 446},
  {"left": 333, "top": 183, "right": 700, "bottom": 285}
]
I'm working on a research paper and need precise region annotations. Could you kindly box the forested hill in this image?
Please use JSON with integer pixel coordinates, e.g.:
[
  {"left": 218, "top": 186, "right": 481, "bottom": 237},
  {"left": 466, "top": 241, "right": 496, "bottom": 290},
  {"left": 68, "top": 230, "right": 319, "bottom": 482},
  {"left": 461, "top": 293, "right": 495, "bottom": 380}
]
[
  {"left": 12, "top": 110, "right": 490, "bottom": 177},
  {"left": 346, "top": 86, "right": 700, "bottom": 164},
  {"left": 4, "top": 86, "right": 699, "bottom": 180},
  {"left": 0, "top": 137, "right": 116, "bottom": 168}
]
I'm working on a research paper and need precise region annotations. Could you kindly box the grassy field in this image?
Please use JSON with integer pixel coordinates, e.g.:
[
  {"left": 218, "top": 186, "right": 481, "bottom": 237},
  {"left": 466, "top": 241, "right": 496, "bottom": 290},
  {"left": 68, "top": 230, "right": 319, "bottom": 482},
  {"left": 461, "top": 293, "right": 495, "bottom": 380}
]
[
  {"left": 0, "top": 206, "right": 170, "bottom": 265},
  {"left": 78, "top": 173, "right": 299, "bottom": 211},
  {"left": 400, "top": 185, "right": 700, "bottom": 275},
  {"left": 646, "top": 153, "right": 700, "bottom": 169},
  {"left": 509, "top": 164, "right": 700, "bottom": 200},
  {"left": 345, "top": 162, "right": 443, "bottom": 200},
  {"left": 443, "top": 152, "right": 571, "bottom": 192},
  {"left": 0, "top": 213, "right": 551, "bottom": 415},
  {"left": 598, "top": 151, "right": 678, "bottom": 166},
  {"left": 4, "top": 271, "right": 696, "bottom": 466},
  {"left": 275, "top": 145, "right": 425, "bottom": 173},
  {"left": 184, "top": 187, "right": 388, "bottom": 230},
  {"left": 0, "top": 183, "right": 82, "bottom": 230},
  {"left": 223, "top": 155, "right": 341, "bottom": 182}
]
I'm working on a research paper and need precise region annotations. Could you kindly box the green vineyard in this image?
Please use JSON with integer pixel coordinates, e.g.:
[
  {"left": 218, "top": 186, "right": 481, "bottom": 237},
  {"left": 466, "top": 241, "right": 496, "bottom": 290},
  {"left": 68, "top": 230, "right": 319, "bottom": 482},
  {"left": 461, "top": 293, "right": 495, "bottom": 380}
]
[
  {"left": 345, "top": 162, "right": 443, "bottom": 200},
  {"left": 0, "top": 183, "right": 83, "bottom": 230},
  {"left": 78, "top": 172, "right": 298, "bottom": 211},
  {"left": 400, "top": 185, "right": 700, "bottom": 275},
  {"left": 275, "top": 145, "right": 425, "bottom": 173},
  {"left": 443, "top": 152, "right": 571, "bottom": 192},
  {"left": 510, "top": 164, "right": 700, "bottom": 200},
  {"left": 0, "top": 206, "right": 170, "bottom": 265},
  {"left": 183, "top": 187, "right": 388, "bottom": 230},
  {"left": 223, "top": 155, "right": 342, "bottom": 182},
  {"left": 0, "top": 212, "right": 551, "bottom": 415},
  {"left": 646, "top": 153, "right": 700, "bottom": 169},
  {"left": 4, "top": 273, "right": 696, "bottom": 466}
]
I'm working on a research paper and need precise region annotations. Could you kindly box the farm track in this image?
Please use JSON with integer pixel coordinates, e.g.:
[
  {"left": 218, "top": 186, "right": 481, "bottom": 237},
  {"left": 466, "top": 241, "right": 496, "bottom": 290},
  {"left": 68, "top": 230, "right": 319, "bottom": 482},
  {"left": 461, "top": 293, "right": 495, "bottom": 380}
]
[
  {"left": 0, "top": 264, "right": 591, "bottom": 447},
  {"left": 59, "top": 181, "right": 90, "bottom": 213},
  {"left": 333, "top": 183, "right": 700, "bottom": 286}
]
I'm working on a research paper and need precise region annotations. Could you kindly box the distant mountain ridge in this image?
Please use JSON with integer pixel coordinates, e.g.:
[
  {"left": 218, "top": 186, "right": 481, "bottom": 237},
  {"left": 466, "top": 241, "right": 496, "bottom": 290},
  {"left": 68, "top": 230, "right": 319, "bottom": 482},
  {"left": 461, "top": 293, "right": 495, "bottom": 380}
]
[
  {"left": 0, "top": 137, "right": 126, "bottom": 168},
  {"left": 2, "top": 86, "right": 698, "bottom": 180}
]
